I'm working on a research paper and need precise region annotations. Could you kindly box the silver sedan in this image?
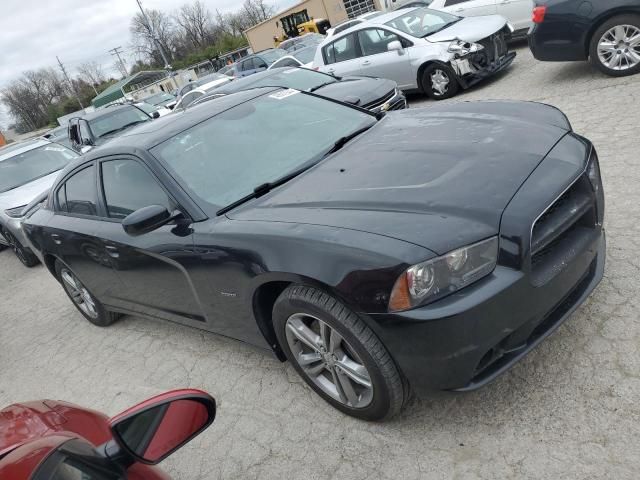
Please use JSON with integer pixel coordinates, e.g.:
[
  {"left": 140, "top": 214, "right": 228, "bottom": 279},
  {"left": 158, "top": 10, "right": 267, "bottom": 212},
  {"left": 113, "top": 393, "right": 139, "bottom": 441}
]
[
  {"left": 313, "top": 7, "right": 516, "bottom": 99},
  {"left": 0, "top": 139, "right": 78, "bottom": 267}
]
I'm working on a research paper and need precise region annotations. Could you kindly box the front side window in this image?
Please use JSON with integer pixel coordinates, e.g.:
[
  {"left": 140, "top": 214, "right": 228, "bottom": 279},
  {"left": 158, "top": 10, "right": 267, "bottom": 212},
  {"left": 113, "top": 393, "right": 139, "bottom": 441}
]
[
  {"left": 151, "top": 91, "right": 375, "bottom": 211},
  {"left": 101, "top": 159, "right": 172, "bottom": 219},
  {"left": 254, "top": 58, "right": 268, "bottom": 69},
  {"left": 241, "top": 59, "right": 254, "bottom": 71},
  {"left": 385, "top": 7, "right": 459, "bottom": 38},
  {"left": 323, "top": 33, "right": 360, "bottom": 65},
  {"left": 0, "top": 144, "right": 77, "bottom": 193},
  {"left": 358, "top": 28, "right": 403, "bottom": 56},
  {"left": 88, "top": 107, "right": 150, "bottom": 140},
  {"left": 57, "top": 166, "right": 97, "bottom": 216}
]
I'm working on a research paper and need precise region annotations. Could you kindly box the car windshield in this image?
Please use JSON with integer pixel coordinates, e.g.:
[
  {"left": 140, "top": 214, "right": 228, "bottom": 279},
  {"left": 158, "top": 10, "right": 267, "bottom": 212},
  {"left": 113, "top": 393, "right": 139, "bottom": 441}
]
[
  {"left": 0, "top": 144, "right": 77, "bottom": 193},
  {"left": 151, "top": 90, "right": 375, "bottom": 210},
  {"left": 223, "top": 68, "right": 338, "bottom": 94},
  {"left": 259, "top": 49, "right": 287, "bottom": 64},
  {"left": 293, "top": 46, "right": 317, "bottom": 64},
  {"left": 89, "top": 107, "right": 151, "bottom": 138},
  {"left": 385, "top": 7, "right": 459, "bottom": 38},
  {"left": 143, "top": 93, "right": 175, "bottom": 105}
]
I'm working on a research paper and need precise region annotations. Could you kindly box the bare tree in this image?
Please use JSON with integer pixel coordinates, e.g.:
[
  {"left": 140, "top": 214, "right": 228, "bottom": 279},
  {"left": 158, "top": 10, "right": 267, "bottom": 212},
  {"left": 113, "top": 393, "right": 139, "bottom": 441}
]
[
  {"left": 175, "top": 1, "right": 213, "bottom": 50},
  {"left": 77, "top": 62, "right": 106, "bottom": 87},
  {"left": 241, "top": 0, "right": 275, "bottom": 25},
  {"left": 130, "top": 9, "right": 176, "bottom": 65}
]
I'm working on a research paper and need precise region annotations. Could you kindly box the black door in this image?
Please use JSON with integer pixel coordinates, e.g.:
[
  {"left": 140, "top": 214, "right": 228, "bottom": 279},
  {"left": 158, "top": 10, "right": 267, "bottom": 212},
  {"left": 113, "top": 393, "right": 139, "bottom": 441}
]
[
  {"left": 49, "top": 163, "right": 121, "bottom": 302},
  {"left": 95, "top": 157, "right": 205, "bottom": 326}
]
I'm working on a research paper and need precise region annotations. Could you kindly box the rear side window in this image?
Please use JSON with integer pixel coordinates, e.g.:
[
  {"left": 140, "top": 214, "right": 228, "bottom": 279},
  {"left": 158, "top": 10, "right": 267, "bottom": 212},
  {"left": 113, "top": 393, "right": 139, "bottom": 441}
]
[
  {"left": 101, "top": 159, "right": 172, "bottom": 219},
  {"left": 57, "top": 166, "right": 98, "bottom": 216},
  {"left": 323, "top": 33, "right": 360, "bottom": 65}
]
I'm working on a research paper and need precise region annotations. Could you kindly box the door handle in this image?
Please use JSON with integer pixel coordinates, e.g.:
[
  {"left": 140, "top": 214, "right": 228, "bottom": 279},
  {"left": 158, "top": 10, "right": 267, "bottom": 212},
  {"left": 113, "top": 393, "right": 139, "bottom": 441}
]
[
  {"left": 362, "top": 60, "right": 371, "bottom": 65},
  {"left": 51, "top": 234, "right": 62, "bottom": 245},
  {"left": 455, "top": 7, "right": 464, "bottom": 12}
]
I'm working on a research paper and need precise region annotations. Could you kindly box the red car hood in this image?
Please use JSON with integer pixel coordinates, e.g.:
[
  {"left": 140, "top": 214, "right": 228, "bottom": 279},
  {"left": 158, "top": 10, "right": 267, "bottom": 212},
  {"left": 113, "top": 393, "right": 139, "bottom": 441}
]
[
  {"left": 0, "top": 402, "right": 68, "bottom": 457},
  {"left": 0, "top": 399, "right": 112, "bottom": 459}
]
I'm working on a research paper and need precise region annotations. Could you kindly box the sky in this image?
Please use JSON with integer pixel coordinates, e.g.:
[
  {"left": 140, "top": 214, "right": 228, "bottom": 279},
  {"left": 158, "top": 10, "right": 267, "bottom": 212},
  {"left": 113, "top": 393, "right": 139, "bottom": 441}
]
[{"left": 0, "top": 0, "right": 295, "bottom": 129}]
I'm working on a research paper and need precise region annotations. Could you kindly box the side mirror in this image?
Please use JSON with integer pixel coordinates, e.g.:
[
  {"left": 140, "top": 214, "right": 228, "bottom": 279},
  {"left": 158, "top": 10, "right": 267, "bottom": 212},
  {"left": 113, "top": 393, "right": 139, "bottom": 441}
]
[
  {"left": 387, "top": 40, "right": 403, "bottom": 53},
  {"left": 109, "top": 389, "right": 215, "bottom": 465},
  {"left": 122, "top": 205, "right": 180, "bottom": 236},
  {"left": 152, "top": 111, "right": 160, "bottom": 119}
]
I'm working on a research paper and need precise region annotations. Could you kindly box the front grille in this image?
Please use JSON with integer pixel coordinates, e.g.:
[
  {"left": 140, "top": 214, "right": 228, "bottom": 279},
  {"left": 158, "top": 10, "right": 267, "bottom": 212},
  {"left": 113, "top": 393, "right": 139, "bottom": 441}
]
[
  {"left": 477, "top": 31, "right": 508, "bottom": 65},
  {"left": 363, "top": 90, "right": 395, "bottom": 110},
  {"left": 530, "top": 175, "right": 598, "bottom": 285}
]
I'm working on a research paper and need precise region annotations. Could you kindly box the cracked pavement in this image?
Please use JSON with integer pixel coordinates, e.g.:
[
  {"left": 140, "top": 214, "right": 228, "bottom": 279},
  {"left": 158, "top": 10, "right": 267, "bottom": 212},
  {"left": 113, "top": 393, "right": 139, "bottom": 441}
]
[{"left": 1, "top": 44, "right": 638, "bottom": 479}]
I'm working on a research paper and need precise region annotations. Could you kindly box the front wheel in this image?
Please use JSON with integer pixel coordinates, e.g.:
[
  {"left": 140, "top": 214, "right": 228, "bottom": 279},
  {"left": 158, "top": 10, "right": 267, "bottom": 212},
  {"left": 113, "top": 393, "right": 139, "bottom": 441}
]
[
  {"left": 589, "top": 15, "right": 640, "bottom": 77},
  {"left": 1, "top": 228, "right": 39, "bottom": 268},
  {"left": 422, "top": 63, "right": 460, "bottom": 100},
  {"left": 55, "top": 260, "right": 120, "bottom": 327},
  {"left": 273, "top": 285, "right": 407, "bottom": 421}
]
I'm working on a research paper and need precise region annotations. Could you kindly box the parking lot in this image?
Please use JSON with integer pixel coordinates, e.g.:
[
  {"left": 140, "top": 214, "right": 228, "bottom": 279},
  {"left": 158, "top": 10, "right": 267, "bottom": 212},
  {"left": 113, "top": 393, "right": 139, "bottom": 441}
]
[{"left": 1, "top": 42, "right": 639, "bottom": 479}]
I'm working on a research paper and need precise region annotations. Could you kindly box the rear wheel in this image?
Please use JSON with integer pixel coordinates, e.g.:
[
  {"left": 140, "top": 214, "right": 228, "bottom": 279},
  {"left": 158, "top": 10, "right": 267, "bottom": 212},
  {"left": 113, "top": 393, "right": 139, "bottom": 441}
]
[
  {"left": 55, "top": 260, "right": 120, "bottom": 327},
  {"left": 589, "top": 15, "right": 640, "bottom": 77},
  {"left": 422, "top": 63, "right": 460, "bottom": 100},
  {"left": 1, "top": 228, "right": 39, "bottom": 267},
  {"left": 273, "top": 285, "right": 407, "bottom": 421}
]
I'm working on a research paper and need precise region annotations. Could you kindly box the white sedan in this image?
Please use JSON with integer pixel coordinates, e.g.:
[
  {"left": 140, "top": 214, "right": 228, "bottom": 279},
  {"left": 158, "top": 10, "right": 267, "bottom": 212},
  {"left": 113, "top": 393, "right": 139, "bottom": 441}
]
[
  {"left": 313, "top": 7, "right": 515, "bottom": 99},
  {"left": 414, "top": 0, "right": 533, "bottom": 35}
]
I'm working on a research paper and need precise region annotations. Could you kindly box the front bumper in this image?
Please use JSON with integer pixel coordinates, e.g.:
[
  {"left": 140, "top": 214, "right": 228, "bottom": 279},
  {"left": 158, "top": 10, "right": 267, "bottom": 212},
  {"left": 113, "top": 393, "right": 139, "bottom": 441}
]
[
  {"left": 368, "top": 229, "right": 605, "bottom": 396},
  {"left": 455, "top": 51, "right": 517, "bottom": 90}
]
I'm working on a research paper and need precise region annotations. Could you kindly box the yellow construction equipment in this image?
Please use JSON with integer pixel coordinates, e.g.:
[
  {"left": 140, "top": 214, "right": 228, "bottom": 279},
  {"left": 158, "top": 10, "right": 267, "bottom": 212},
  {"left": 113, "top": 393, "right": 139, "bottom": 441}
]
[{"left": 274, "top": 9, "right": 331, "bottom": 46}]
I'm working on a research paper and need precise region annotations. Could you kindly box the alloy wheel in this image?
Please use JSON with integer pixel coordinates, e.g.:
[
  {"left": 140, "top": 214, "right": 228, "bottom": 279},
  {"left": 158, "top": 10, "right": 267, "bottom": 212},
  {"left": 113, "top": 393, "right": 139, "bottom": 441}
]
[
  {"left": 597, "top": 25, "right": 640, "bottom": 71},
  {"left": 60, "top": 268, "right": 99, "bottom": 319},
  {"left": 2, "top": 229, "right": 28, "bottom": 265},
  {"left": 285, "top": 313, "right": 373, "bottom": 408},
  {"left": 431, "top": 69, "right": 450, "bottom": 96}
]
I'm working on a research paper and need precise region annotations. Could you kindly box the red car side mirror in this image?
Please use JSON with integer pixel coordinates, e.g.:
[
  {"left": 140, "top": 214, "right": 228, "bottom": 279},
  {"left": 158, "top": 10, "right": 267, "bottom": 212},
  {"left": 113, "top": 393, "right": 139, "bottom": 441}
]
[{"left": 108, "top": 389, "right": 215, "bottom": 465}]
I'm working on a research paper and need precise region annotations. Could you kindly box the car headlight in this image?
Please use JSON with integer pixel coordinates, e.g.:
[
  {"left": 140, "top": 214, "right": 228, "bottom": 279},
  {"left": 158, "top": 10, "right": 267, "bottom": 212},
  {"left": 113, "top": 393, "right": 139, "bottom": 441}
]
[
  {"left": 586, "top": 150, "right": 602, "bottom": 195},
  {"left": 389, "top": 237, "right": 499, "bottom": 312},
  {"left": 448, "top": 40, "right": 484, "bottom": 56},
  {"left": 4, "top": 205, "right": 27, "bottom": 219}
]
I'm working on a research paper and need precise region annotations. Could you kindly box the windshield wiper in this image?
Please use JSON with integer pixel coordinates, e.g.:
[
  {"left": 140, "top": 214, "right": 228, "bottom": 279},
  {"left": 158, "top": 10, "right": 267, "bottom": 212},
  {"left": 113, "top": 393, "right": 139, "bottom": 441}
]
[
  {"left": 320, "top": 123, "right": 375, "bottom": 159},
  {"left": 308, "top": 81, "right": 338, "bottom": 93},
  {"left": 99, "top": 120, "right": 149, "bottom": 138},
  {"left": 216, "top": 163, "right": 319, "bottom": 216}
]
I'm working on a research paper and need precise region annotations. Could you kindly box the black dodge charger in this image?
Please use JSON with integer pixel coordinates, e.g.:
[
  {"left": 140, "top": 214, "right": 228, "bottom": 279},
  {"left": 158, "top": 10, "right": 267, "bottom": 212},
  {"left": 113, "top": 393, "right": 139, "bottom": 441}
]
[{"left": 23, "top": 88, "right": 605, "bottom": 421}]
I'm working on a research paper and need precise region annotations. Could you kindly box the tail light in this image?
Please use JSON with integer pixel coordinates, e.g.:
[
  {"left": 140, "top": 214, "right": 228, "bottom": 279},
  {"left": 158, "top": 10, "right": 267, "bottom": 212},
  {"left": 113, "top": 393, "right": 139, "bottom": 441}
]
[{"left": 532, "top": 5, "right": 547, "bottom": 23}]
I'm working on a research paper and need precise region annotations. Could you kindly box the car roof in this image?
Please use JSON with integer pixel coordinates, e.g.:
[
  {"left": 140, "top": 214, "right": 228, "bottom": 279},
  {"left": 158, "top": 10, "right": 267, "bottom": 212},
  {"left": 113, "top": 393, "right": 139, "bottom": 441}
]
[
  {"left": 77, "top": 104, "right": 139, "bottom": 121},
  {"left": 0, "top": 139, "right": 50, "bottom": 162},
  {"left": 367, "top": 8, "right": 419, "bottom": 24},
  {"left": 78, "top": 87, "right": 281, "bottom": 158}
]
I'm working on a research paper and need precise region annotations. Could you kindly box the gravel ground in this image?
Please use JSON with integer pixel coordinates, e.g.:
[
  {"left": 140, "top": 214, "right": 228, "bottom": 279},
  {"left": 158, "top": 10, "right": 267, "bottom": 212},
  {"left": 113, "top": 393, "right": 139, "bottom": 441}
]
[{"left": 1, "top": 43, "right": 639, "bottom": 479}]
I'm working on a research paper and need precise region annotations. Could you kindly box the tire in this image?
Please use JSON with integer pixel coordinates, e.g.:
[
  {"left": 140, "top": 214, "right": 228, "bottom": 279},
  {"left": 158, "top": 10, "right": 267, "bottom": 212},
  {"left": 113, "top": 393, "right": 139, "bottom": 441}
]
[
  {"left": 1, "top": 228, "right": 39, "bottom": 268},
  {"left": 421, "top": 63, "right": 460, "bottom": 100},
  {"left": 589, "top": 15, "right": 640, "bottom": 77},
  {"left": 273, "top": 285, "right": 407, "bottom": 421},
  {"left": 54, "top": 259, "right": 120, "bottom": 327}
]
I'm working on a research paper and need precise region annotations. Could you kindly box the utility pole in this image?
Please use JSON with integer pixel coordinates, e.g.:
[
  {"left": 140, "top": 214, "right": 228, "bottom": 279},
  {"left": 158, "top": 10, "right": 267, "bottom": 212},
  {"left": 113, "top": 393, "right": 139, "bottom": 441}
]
[
  {"left": 109, "top": 47, "right": 128, "bottom": 78},
  {"left": 56, "top": 56, "right": 84, "bottom": 110},
  {"left": 134, "top": 0, "right": 177, "bottom": 88}
]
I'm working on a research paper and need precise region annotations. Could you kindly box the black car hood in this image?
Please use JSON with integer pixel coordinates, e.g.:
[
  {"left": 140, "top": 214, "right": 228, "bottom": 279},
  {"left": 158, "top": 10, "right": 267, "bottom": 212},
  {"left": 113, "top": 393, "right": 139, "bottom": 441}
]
[
  {"left": 317, "top": 76, "right": 396, "bottom": 107},
  {"left": 228, "top": 101, "right": 571, "bottom": 255}
]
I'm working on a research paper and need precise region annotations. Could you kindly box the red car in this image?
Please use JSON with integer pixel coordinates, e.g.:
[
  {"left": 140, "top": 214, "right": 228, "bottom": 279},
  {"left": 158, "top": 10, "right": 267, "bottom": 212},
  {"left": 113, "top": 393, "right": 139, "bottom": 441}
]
[{"left": 0, "top": 389, "right": 216, "bottom": 479}]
